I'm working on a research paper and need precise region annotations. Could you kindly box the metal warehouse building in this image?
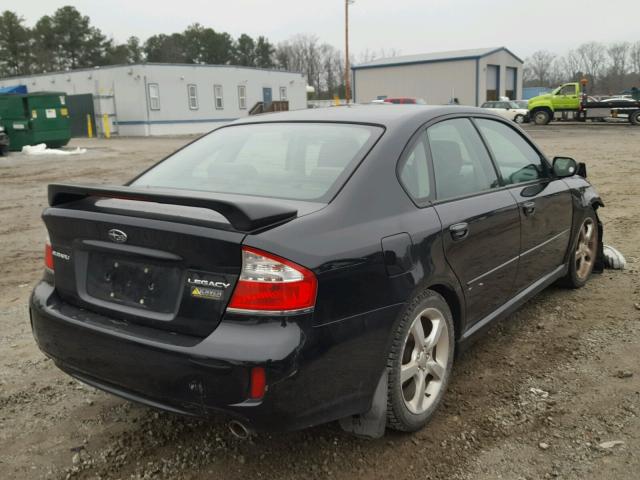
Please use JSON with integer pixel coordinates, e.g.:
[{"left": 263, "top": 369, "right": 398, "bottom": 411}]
[
  {"left": 0, "top": 64, "right": 307, "bottom": 136},
  {"left": 353, "top": 47, "right": 523, "bottom": 106}
]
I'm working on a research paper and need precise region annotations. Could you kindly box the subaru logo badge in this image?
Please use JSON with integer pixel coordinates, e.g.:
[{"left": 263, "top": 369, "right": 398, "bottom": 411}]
[{"left": 108, "top": 229, "right": 128, "bottom": 243}]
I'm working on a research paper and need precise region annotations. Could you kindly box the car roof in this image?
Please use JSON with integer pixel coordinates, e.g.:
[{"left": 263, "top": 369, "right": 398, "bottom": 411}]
[{"left": 230, "top": 104, "right": 487, "bottom": 129}]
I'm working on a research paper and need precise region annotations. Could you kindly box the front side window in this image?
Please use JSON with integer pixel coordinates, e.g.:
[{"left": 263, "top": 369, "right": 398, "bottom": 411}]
[
  {"left": 279, "top": 86, "right": 287, "bottom": 101},
  {"left": 398, "top": 135, "right": 430, "bottom": 201},
  {"left": 475, "top": 118, "right": 545, "bottom": 185},
  {"left": 148, "top": 83, "right": 160, "bottom": 110},
  {"left": 238, "top": 85, "right": 247, "bottom": 109},
  {"left": 132, "top": 123, "right": 382, "bottom": 202},
  {"left": 187, "top": 84, "right": 198, "bottom": 110},
  {"left": 214, "top": 85, "right": 224, "bottom": 110},
  {"left": 557, "top": 85, "right": 575, "bottom": 96},
  {"left": 427, "top": 118, "right": 499, "bottom": 200}
]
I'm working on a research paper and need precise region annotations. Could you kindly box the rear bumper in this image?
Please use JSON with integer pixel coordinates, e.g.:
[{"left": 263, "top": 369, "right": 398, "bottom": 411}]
[{"left": 30, "top": 280, "right": 401, "bottom": 431}]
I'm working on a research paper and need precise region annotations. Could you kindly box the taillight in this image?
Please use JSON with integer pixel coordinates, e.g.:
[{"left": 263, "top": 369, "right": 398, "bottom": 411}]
[
  {"left": 44, "top": 241, "right": 54, "bottom": 271},
  {"left": 227, "top": 247, "right": 317, "bottom": 314}
]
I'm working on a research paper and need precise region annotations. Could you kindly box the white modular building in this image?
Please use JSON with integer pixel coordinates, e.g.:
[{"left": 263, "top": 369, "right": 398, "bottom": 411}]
[
  {"left": 352, "top": 47, "right": 524, "bottom": 106},
  {"left": 0, "top": 63, "right": 308, "bottom": 136}
]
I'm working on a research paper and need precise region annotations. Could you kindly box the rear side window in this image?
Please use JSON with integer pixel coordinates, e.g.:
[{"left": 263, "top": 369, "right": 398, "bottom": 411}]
[
  {"left": 427, "top": 118, "right": 499, "bottom": 200},
  {"left": 398, "top": 135, "right": 430, "bottom": 200},
  {"left": 132, "top": 123, "right": 382, "bottom": 202},
  {"left": 475, "top": 119, "right": 545, "bottom": 185}
]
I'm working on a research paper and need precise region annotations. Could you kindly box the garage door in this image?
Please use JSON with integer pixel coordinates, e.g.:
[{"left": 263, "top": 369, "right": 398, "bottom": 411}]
[
  {"left": 506, "top": 67, "right": 517, "bottom": 100},
  {"left": 486, "top": 65, "right": 499, "bottom": 101}
]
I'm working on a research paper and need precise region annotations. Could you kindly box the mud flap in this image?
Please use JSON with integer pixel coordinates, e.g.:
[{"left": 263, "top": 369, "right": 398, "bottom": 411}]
[{"left": 339, "top": 371, "right": 387, "bottom": 439}]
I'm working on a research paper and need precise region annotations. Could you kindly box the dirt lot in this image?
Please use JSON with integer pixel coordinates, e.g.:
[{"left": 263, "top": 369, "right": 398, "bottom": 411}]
[{"left": 1, "top": 124, "right": 639, "bottom": 480}]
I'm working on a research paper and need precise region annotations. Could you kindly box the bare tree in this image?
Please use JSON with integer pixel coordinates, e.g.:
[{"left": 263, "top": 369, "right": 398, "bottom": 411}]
[
  {"left": 630, "top": 41, "right": 640, "bottom": 74},
  {"left": 524, "top": 50, "right": 556, "bottom": 86},
  {"left": 606, "top": 42, "right": 630, "bottom": 92},
  {"left": 558, "top": 50, "right": 583, "bottom": 82},
  {"left": 608, "top": 42, "right": 630, "bottom": 75},
  {"left": 577, "top": 42, "right": 607, "bottom": 86}
]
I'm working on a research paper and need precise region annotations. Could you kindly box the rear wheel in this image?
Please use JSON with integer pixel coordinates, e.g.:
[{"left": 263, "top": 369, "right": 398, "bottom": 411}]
[
  {"left": 387, "top": 289, "right": 454, "bottom": 432},
  {"left": 533, "top": 109, "right": 551, "bottom": 125},
  {"left": 561, "top": 210, "right": 598, "bottom": 288},
  {"left": 630, "top": 110, "right": 640, "bottom": 126},
  {"left": 514, "top": 114, "right": 525, "bottom": 124},
  {"left": 0, "top": 146, "right": 8, "bottom": 157}
]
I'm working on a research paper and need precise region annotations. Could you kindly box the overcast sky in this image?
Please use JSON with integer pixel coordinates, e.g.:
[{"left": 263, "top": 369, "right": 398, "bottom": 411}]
[{"left": 14, "top": 0, "right": 640, "bottom": 61}]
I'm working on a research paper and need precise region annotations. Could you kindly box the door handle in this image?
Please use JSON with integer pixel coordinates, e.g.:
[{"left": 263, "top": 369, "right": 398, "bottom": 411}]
[
  {"left": 522, "top": 201, "right": 536, "bottom": 216},
  {"left": 449, "top": 222, "right": 469, "bottom": 241}
]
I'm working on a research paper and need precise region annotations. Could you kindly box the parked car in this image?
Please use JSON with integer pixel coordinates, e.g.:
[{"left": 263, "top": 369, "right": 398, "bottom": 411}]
[
  {"left": 481, "top": 100, "right": 530, "bottom": 123},
  {"left": 0, "top": 125, "right": 9, "bottom": 155},
  {"left": 384, "top": 97, "right": 427, "bottom": 105},
  {"left": 30, "top": 106, "right": 604, "bottom": 438}
]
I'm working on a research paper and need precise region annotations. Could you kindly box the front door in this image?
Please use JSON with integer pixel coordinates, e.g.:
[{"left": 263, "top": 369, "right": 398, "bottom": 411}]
[
  {"left": 553, "top": 84, "right": 579, "bottom": 110},
  {"left": 474, "top": 118, "right": 572, "bottom": 291},
  {"left": 262, "top": 88, "right": 272, "bottom": 108},
  {"left": 427, "top": 118, "right": 520, "bottom": 325},
  {"left": 66, "top": 93, "right": 95, "bottom": 137}
]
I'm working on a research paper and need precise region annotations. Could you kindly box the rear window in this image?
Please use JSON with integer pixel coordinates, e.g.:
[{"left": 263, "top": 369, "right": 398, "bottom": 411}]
[{"left": 132, "top": 122, "right": 382, "bottom": 202}]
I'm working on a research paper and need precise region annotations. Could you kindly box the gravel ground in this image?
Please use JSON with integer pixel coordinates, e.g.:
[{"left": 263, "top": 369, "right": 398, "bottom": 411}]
[{"left": 0, "top": 123, "right": 638, "bottom": 480}]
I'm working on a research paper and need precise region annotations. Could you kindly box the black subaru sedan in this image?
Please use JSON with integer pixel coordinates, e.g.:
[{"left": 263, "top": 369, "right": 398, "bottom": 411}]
[{"left": 30, "top": 105, "right": 603, "bottom": 438}]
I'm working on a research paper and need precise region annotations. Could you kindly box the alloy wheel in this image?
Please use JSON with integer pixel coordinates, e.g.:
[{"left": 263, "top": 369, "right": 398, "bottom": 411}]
[
  {"left": 400, "top": 307, "right": 450, "bottom": 415},
  {"left": 575, "top": 217, "right": 597, "bottom": 281}
]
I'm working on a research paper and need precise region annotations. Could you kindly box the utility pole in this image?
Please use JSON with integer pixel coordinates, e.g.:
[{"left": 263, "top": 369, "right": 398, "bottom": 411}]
[{"left": 345, "top": 0, "right": 354, "bottom": 103}]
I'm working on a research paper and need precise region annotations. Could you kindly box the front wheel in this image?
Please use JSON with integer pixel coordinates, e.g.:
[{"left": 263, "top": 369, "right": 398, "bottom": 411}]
[
  {"left": 533, "top": 109, "right": 551, "bottom": 125},
  {"left": 514, "top": 114, "right": 525, "bottom": 124},
  {"left": 630, "top": 110, "right": 640, "bottom": 126},
  {"left": 386, "top": 289, "right": 454, "bottom": 432},
  {"left": 560, "top": 210, "right": 599, "bottom": 288}
]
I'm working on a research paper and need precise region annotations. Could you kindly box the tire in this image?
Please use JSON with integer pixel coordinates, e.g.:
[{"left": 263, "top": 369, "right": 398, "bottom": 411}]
[
  {"left": 630, "top": 110, "right": 640, "bottom": 126},
  {"left": 386, "top": 289, "right": 455, "bottom": 432},
  {"left": 514, "top": 114, "right": 525, "bottom": 124},
  {"left": 0, "top": 146, "right": 8, "bottom": 157},
  {"left": 533, "top": 109, "right": 551, "bottom": 125},
  {"left": 560, "top": 209, "right": 599, "bottom": 289}
]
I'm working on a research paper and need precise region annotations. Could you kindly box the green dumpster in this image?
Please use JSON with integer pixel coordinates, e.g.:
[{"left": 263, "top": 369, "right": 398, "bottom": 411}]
[{"left": 0, "top": 92, "right": 71, "bottom": 151}]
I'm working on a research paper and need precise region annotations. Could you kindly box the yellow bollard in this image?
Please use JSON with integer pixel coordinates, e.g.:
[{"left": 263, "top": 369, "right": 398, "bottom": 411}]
[
  {"left": 102, "top": 113, "right": 110, "bottom": 139},
  {"left": 333, "top": 95, "right": 341, "bottom": 106},
  {"left": 87, "top": 114, "right": 93, "bottom": 138}
]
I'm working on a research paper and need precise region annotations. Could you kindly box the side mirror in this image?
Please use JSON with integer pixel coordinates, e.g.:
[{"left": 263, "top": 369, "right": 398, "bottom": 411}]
[{"left": 552, "top": 156, "right": 578, "bottom": 178}]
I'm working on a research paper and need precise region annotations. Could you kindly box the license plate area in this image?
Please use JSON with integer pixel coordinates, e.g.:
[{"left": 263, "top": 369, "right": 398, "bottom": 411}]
[{"left": 86, "top": 252, "right": 181, "bottom": 314}]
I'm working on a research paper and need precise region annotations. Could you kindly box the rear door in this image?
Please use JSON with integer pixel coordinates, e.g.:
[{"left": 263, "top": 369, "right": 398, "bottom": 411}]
[
  {"left": 474, "top": 118, "right": 572, "bottom": 291},
  {"left": 427, "top": 118, "right": 520, "bottom": 325}
]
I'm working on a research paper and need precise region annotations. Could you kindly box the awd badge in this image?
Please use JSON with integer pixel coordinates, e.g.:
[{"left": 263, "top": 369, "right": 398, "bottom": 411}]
[{"left": 190, "top": 286, "right": 223, "bottom": 301}]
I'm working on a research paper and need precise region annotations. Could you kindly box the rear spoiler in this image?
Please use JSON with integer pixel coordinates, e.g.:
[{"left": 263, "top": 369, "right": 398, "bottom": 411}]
[{"left": 48, "top": 183, "right": 298, "bottom": 232}]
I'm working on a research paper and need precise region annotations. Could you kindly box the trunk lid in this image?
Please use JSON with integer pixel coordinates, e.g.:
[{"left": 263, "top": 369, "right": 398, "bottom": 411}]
[{"left": 43, "top": 184, "right": 322, "bottom": 337}]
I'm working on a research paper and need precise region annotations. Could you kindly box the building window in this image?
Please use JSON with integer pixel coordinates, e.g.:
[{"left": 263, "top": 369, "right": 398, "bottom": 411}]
[
  {"left": 238, "top": 85, "right": 247, "bottom": 109},
  {"left": 187, "top": 84, "right": 198, "bottom": 110},
  {"left": 279, "top": 86, "right": 287, "bottom": 101},
  {"left": 148, "top": 83, "right": 160, "bottom": 110},
  {"left": 214, "top": 85, "right": 224, "bottom": 110}
]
